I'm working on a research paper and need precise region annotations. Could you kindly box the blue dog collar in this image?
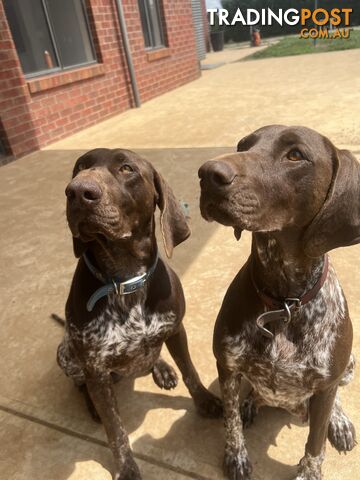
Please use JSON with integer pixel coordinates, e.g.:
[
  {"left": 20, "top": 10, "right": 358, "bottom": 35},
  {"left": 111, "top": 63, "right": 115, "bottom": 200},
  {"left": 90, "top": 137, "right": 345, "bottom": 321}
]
[{"left": 83, "top": 251, "right": 159, "bottom": 312}]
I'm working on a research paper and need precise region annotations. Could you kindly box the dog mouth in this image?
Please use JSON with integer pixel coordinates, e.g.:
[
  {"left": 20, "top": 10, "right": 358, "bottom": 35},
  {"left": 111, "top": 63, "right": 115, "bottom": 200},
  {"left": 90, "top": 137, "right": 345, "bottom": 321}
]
[
  {"left": 66, "top": 206, "right": 127, "bottom": 242},
  {"left": 69, "top": 220, "right": 109, "bottom": 242},
  {"left": 200, "top": 200, "right": 234, "bottom": 225},
  {"left": 200, "top": 190, "right": 260, "bottom": 235}
]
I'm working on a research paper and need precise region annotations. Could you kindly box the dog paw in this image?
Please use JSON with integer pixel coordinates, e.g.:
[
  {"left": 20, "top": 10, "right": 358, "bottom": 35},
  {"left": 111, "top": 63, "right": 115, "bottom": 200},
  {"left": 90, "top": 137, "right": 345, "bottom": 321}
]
[
  {"left": 194, "top": 388, "right": 223, "bottom": 418},
  {"left": 114, "top": 472, "right": 141, "bottom": 480},
  {"left": 294, "top": 453, "right": 323, "bottom": 480},
  {"left": 152, "top": 359, "right": 178, "bottom": 390},
  {"left": 328, "top": 412, "right": 357, "bottom": 452},
  {"left": 240, "top": 396, "right": 257, "bottom": 429},
  {"left": 223, "top": 450, "right": 252, "bottom": 480},
  {"left": 113, "top": 455, "right": 142, "bottom": 480},
  {"left": 293, "top": 471, "right": 322, "bottom": 480}
]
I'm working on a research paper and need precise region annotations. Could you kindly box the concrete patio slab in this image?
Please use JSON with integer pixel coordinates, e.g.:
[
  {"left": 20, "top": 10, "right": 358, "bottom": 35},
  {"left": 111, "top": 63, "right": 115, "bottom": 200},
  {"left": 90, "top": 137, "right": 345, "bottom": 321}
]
[
  {"left": 201, "top": 43, "right": 268, "bottom": 66},
  {"left": 0, "top": 145, "right": 359, "bottom": 479},
  {"left": 45, "top": 48, "right": 360, "bottom": 153},
  {"left": 1, "top": 46, "right": 360, "bottom": 479},
  {"left": 0, "top": 410, "right": 190, "bottom": 480}
]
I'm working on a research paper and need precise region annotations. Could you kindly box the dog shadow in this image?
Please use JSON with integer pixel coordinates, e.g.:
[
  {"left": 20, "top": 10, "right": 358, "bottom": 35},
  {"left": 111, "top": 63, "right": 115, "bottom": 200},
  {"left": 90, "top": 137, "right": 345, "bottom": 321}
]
[
  {"left": 35, "top": 369, "right": 306, "bottom": 480},
  {"left": 28, "top": 373, "right": 194, "bottom": 480},
  {"left": 130, "top": 377, "right": 303, "bottom": 480}
]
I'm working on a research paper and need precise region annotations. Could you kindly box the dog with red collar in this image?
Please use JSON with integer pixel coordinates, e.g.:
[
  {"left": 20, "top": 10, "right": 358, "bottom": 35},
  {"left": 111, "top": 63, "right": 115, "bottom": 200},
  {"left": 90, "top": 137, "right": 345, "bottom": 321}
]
[{"left": 199, "top": 125, "right": 358, "bottom": 480}]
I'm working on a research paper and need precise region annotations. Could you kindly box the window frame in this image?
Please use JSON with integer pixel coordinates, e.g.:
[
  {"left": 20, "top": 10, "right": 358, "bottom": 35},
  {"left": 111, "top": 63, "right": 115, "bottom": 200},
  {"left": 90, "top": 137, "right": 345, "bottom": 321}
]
[
  {"left": 139, "top": 0, "right": 166, "bottom": 51},
  {"left": 8, "top": 0, "right": 98, "bottom": 79}
]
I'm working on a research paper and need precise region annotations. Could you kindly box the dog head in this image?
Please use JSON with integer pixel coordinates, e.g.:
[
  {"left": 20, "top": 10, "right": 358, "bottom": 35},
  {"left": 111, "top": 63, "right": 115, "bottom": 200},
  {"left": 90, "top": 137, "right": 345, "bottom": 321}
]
[
  {"left": 199, "top": 125, "right": 360, "bottom": 257},
  {"left": 66, "top": 148, "right": 190, "bottom": 258}
]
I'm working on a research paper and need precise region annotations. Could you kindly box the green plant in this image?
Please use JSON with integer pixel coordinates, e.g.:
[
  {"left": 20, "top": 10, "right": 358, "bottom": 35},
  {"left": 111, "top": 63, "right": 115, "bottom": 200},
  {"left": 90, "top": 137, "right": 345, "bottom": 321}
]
[{"left": 241, "top": 30, "right": 360, "bottom": 61}]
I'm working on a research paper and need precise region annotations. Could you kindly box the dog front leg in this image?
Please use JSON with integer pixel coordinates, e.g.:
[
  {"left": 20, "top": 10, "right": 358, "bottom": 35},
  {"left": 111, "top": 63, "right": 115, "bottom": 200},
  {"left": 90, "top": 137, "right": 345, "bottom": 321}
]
[
  {"left": 166, "top": 324, "right": 222, "bottom": 418},
  {"left": 218, "top": 361, "right": 252, "bottom": 480},
  {"left": 86, "top": 373, "right": 141, "bottom": 480},
  {"left": 296, "top": 385, "right": 338, "bottom": 480}
]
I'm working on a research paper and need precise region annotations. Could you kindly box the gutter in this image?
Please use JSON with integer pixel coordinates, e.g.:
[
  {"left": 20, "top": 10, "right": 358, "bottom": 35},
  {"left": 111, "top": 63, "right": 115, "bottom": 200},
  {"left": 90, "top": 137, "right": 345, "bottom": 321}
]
[{"left": 114, "top": 0, "right": 141, "bottom": 107}]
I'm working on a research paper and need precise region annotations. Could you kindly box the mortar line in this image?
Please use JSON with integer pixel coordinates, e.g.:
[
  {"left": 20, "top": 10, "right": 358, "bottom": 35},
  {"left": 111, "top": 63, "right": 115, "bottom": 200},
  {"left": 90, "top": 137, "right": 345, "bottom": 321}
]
[{"left": 0, "top": 403, "right": 211, "bottom": 480}]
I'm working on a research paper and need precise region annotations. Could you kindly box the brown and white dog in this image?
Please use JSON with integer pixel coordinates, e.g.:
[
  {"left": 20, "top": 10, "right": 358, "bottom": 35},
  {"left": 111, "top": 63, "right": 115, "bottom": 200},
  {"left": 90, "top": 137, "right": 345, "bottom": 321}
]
[
  {"left": 199, "top": 125, "right": 359, "bottom": 480},
  {"left": 57, "top": 148, "right": 222, "bottom": 480}
]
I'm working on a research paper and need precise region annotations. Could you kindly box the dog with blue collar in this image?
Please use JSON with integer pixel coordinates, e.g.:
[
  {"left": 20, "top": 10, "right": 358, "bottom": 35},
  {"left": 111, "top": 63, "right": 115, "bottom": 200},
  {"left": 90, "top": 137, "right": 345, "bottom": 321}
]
[{"left": 56, "top": 148, "right": 222, "bottom": 480}]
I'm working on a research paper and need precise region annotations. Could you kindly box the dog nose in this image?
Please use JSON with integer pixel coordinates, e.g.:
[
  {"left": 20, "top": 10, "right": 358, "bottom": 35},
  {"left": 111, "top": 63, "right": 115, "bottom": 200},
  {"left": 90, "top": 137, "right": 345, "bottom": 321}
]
[
  {"left": 198, "top": 160, "right": 236, "bottom": 186},
  {"left": 65, "top": 178, "right": 102, "bottom": 204}
]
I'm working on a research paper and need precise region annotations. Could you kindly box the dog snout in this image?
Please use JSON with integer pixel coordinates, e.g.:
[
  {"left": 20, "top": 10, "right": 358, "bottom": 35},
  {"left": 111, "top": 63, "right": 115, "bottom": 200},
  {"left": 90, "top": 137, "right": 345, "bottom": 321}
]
[
  {"left": 198, "top": 160, "right": 236, "bottom": 187},
  {"left": 65, "top": 178, "right": 102, "bottom": 206}
]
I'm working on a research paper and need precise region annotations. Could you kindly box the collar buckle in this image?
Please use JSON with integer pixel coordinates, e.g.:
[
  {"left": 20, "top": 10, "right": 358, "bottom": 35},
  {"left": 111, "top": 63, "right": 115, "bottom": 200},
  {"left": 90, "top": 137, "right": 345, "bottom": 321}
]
[
  {"left": 112, "top": 279, "right": 119, "bottom": 295},
  {"left": 118, "top": 272, "right": 147, "bottom": 295},
  {"left": 285, "top": 297, "right": 301, "bottom": 311},
  {"left": 256, "top": 298, "right": 301, "bottom": 338},
  {"left": 252, "top": 255, "right": 329, "bottom": 339},
  {"left": 84, "top": 251, "right": 159, "bottom": 311}
]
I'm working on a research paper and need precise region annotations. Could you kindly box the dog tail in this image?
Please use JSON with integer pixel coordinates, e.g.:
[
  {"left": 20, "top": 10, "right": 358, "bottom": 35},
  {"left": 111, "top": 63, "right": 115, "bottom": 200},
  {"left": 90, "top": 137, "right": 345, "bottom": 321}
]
[{"left": 51, "top": 313, "right": 65, "bottom": 327}]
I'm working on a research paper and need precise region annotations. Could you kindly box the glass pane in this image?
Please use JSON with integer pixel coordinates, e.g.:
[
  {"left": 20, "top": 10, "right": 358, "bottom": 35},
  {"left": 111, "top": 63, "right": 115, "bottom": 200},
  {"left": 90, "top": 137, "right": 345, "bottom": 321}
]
[
  {"left": 4, "top": 0, "right": 59, "bottom": 75},
  {"left": 147, "top": 0, "right": 164, "bottom": 47},
  {"left": 45, "top": 0, "right": 95, "bottom": 68},
  {"left": 138, "top": 0, "right": 151, "bottom": 48}
]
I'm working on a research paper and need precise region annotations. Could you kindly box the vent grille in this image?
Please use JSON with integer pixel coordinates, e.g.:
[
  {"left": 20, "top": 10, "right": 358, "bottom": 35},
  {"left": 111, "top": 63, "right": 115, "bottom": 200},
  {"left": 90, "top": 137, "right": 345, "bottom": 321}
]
[{"left": 191, "top": 0, "right": 206, "bottom": 60}]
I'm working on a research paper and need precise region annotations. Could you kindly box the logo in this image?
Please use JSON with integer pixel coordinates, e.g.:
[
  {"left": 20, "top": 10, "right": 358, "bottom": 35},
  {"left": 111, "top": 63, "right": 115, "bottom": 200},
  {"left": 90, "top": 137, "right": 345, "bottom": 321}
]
[
  {"left": 207, "top": 7, "right": 353, "bottom": 40},
  {"left": 299, "top": 8, "right": 352, "bottom": 39}
]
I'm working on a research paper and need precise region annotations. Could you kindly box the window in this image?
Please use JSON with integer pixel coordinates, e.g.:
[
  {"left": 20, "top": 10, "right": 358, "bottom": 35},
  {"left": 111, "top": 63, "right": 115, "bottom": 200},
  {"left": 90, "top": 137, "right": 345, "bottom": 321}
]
[
  {"left": 4, "top": 0, "right": 96, "bottom": 77},
  {"left": 138, "top": 0, "right": 165, "bottom": 49}
]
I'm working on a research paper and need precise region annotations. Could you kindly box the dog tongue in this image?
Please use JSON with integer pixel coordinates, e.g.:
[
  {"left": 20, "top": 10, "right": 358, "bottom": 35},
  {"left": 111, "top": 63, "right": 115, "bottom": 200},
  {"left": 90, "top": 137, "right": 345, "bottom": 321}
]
[{"left": 233, "top": 227, "right": 242, "bottom": 241}]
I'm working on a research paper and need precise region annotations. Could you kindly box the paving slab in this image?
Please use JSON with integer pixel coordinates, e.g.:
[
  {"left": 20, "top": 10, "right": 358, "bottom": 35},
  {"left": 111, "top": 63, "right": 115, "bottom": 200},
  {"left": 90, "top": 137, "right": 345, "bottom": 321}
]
[
  {"left": 0, "top": 146, "right": 359, "bottom": 479},
  {"left": 0, "top": 410, "right": 190, "bottom": 480},
  {"left": 2, "top": 43, "right": 360, "bottom": 480},
  {"left": 201, "top": 44, "right": 268, "bottom": 66}
]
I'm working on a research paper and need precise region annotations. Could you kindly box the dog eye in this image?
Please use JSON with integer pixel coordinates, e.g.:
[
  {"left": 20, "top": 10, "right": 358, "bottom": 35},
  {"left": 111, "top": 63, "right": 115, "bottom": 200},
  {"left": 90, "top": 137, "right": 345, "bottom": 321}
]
[
  {"left": 119, "top": 164, "right": 134, "bottom": 173},
  {"left": 287, "top": 149, "right": 305, "bottom": 162},
  {"left": 77, "top": 163, "right": 86, "bottom": 171}
]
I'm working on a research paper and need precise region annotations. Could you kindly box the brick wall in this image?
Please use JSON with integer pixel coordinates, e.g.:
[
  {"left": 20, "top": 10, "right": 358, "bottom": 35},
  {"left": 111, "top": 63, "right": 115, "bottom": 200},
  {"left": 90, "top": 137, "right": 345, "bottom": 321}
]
[
  {"left": 0, "top": 0, "right": 200, "bottom": 158},
  {"left": 25, "top": 0, "right": 132, "bottom": 150},
  {"left": 124, "top": 0, "right": 200, "bottom": 102},
  {"left": 0, "top": 1, "right": 38, "bottom": 157}
]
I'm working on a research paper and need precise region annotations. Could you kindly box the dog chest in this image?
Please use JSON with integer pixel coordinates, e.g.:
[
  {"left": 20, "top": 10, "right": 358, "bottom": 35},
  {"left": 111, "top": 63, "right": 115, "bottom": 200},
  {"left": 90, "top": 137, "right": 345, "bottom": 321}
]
[
  {"left": 72, "top": 303, "right": 176, "bottom": 375},
  {"left": 223, "top": 310, "right": 339, "bottom": 412},
  {"left": 221, "top": 270, "right": 345, "bottom": 413},
  {"left": 241, "top": 355, "right": 316, "bottom": 414}
]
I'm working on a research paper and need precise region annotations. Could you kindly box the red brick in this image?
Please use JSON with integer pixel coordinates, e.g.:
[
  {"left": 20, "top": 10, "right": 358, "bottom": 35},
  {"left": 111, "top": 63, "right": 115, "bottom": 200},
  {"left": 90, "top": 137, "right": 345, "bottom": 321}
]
[{"left": 1, "top": 0, "right": 201, "bottom": 158}]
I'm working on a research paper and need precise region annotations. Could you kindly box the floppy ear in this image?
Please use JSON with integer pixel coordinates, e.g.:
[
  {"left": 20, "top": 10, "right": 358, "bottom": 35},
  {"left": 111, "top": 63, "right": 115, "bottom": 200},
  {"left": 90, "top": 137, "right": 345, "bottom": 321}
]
[
  {"left": 153, "top": 170, "right": 191, "bottom": 258},
  {"left": 72, "top": 237, "right": 87, "bottom": 258},
  {"left": 303, "top": 147, "right": 360, "bottom": 257}
]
